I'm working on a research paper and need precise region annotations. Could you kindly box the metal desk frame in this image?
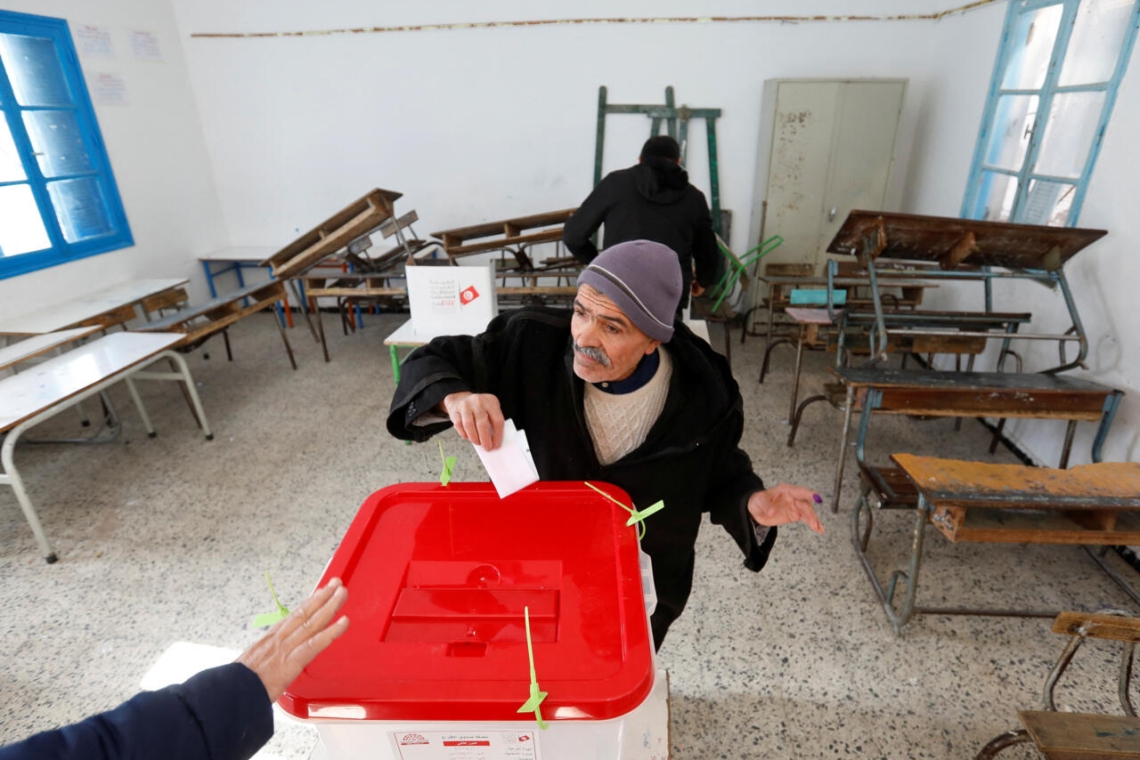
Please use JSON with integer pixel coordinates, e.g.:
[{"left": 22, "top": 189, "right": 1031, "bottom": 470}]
[
  {"left": 828, "top": 369, "right": 1123, "bottom": 513},
  {"left": 1, "top": 334, "right": 213, "bottom": 563},
  {"left": 853, "top": 456, "right": 1140, "bottom": 636}
]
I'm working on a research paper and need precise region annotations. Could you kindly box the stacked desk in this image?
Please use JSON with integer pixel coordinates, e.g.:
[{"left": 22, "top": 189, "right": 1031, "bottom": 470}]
[
  {"left": 755, "top": 268, "right": 932, "bottom": 382},
  {"left": 199, "top": 246, "right": 291, "bottom": 328},
  {"left": 826, "top": 210, "right": 1105, "bottom": 369},
  {"left": 828, "top": 365, "right": 1122, "bottom": 512}
]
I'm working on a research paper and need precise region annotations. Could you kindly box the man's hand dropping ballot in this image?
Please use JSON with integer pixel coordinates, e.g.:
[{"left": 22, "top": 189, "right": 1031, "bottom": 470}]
[{"left": 441, "top": 390, "right": 539, "bottom": 499}]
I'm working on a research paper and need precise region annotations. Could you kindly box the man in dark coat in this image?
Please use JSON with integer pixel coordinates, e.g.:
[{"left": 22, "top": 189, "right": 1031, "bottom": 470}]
[
  {"left": 388, "top": 240, "right": 823, "bottom": 649},
  {"left": 0, "top": 579, "right": 349, "bottom": 760},
  {"left": 562, "top": 135, "right": 722, "bottom": 309}
]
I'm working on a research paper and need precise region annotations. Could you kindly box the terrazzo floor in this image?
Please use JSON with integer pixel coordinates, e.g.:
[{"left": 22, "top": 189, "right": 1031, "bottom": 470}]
[{"left": 1, "top": 311, "right": 1136, "bottom": 759}]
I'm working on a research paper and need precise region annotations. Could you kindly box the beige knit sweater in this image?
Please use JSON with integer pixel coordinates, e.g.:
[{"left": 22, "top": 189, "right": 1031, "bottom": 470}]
[{"left": 583, "top": 348, "right": 673, "bottom": 466}]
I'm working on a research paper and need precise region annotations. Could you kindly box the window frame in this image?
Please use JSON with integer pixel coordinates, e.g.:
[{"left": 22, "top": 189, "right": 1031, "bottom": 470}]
[
  {"left": 0, "top": 10, "right": 132, "bottom": 280},
  {"left": 961, "top": 0, "right": 1140, "bottom": 226}
]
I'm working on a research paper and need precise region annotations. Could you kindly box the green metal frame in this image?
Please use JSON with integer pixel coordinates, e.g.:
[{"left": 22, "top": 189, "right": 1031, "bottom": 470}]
[
  {"left": 708, "top": 234, "right": 784, "bottom": 313},
  {"left": 593, "top": 86, "right": 725, "bottom": 235}
]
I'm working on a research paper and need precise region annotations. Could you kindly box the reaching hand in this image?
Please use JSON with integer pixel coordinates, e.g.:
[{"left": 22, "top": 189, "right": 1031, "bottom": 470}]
[
  {"left": 442, "top": 391, "right": 505, "bottom": 450},
  {"left": 747, "top": 484, "right": 825, "bottom": 534},
  {"left": 237, "top": 577, "right": 350, "bottom": 702}
]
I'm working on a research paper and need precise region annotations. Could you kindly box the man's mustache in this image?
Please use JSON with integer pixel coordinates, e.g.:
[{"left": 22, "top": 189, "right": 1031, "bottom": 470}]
[{"left": 572, "top": 340, "right": 611, "bottom": 367}]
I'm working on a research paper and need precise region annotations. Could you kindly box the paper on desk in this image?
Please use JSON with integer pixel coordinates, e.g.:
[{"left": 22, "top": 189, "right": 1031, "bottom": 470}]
[{"left": 472, "top": 419, "right": 540, "bottom": 499}]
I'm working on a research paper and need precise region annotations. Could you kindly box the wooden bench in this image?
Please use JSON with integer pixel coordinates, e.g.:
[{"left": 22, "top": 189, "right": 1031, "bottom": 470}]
[
  {"left": 431, "top": 208, "right": 576, "bottom": 267},
  {"left": 1, "top": 332, "right": 212, "bottom": 563},
  {"left": 854, "top": 455, "right": 1140, "bottom": 635},
  {"left": 977, "top": 611, "right": 1140, "bottom": 759},
  {"left": 136, "top": 281, "right": 296, "bottom": 370}
]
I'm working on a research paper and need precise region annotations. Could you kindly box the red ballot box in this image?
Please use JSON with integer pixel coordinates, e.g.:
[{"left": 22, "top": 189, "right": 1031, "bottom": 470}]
[{"left": 279, "top": 482, "right": 668, "bottom": 760}]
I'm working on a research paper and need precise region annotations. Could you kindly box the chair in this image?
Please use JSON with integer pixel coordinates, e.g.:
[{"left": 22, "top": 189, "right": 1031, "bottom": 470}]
[
  {"left": 976, "top": 610, "right": 1140, "bottom": 759},
  {"left": 690, "top": 234, "right": 782, "bottom": 367}
]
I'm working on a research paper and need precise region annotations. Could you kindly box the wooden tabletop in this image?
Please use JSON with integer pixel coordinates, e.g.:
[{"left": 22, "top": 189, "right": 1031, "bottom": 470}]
[
  {"left": 891, "top": 454, "right": 1140, "bottom": 510},
  {"left": 830, "top": 366, "right": 1113, "bottom": 393},
  {"left": 0, "top": 278, "right": 189, "bottom": 336},
  {"left": 0, "top": 332, "right": 182, "bottom": 433},
  {"left": 826, "top": 210, "right": 1106, "bottom": 271},
  {"left": 430, "top": 209, "right": 576, "bottom": 242},
  {"left": 261, "top": 189, "right": 402, "bottom": 278},
  {"left": 138, "top": 281, "right": 284, "bottom": 331}
]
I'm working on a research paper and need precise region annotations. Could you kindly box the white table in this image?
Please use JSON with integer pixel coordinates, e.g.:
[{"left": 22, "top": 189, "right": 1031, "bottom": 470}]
[
  {"left": 0, "top": 278, "right": 189, "bottom": 337},
  {"left": 383, "top": 320, "right": 470, "bottom": 383},
  {"left": 0, "top": 331, "right": 212, "bottom": 563},
  {"left": 0, "top": 327, "right": 102, "bottom": 374}
]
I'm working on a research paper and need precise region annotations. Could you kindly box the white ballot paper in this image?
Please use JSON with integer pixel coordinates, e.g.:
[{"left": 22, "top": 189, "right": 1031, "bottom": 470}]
[{"left": 472, "top": 419, "right": 539, "bottom": 499}]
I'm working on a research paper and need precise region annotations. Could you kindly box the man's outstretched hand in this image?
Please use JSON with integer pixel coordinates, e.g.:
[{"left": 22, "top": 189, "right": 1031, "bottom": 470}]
[
  {"left": 237, "top": 577, "right": 350, "bottom": 702},
  {"left": 747, "top": 484, "right": 825, "bottom": 534}
]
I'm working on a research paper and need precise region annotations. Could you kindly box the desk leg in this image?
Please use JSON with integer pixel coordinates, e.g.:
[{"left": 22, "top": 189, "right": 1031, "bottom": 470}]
[
  {"left": 133, "top": 352, "right": 214, "bottom": 440},
  {"left": 787, "top": 325, "right": 806, "bottom": 424},
  {"left": 289, "top": 280, "right": 320, "bottom": 342},
  {"left": 124, "top": 377, "right": 156, "bottom": 437},
  {"left": 201, "top": 260, "right": 219, "bottom": 299},
  {"left": 235, "top": 261, "right": 248, "bottom": 307},
  {"left": 390, "top": 345, "right": 401, "bottom": 384},
  {"left": 830, "top": 384, "right": 856, "bottom": 514},
  {"left": 759, "top": 304, "right": 776, "bottom": 384},
  {"left": 888, "top": 495, "right": 931, "bottom": 635},
  {"left": 169, "top": 353, "right": 212, "bottom": 440},
  {"left": 273, "top": 312, "right": 298, "bottom": 370},
  {"left": 852, "top": 490, "right": 931, "bottom": 636},
  {"left": 1092, "top": 391, "right": 1123, "bottom": 464},
  {"left": 1, "top": 426, "right": 57, "bottom": 563},
  {"left": 315, "top": 303, "right": 330, "bottom": 363}
]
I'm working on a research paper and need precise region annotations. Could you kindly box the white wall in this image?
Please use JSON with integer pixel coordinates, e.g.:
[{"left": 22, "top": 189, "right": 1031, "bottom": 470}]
[
  {"left": 0, "top": 0, "right": 227, "bottom": 317},
  {"left": 168, "top": 1, "right": 983, "bottom": 255}
]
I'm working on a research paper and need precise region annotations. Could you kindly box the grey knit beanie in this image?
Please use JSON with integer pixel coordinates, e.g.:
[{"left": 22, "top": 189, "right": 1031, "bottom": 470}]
[{"left": 576, "top": 240, "right": 682, "bottom": 343}]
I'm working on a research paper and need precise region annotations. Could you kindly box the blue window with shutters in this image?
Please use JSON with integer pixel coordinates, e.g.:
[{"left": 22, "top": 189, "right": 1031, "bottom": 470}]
[
  {"left": 0, "top": 10, "right": 131, "bottom": 280},
  {"left": 962, "top": 0, "right": 1140, "bottom": 227}
]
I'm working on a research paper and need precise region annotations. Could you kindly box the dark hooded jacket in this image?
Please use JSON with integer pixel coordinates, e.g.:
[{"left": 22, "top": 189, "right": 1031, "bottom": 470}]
[
  {"left": 387, "top": 307, "right": 776, "bottom": 648},
  {"left": 562, "top": 158, "right": 722, "bottom": 308}
]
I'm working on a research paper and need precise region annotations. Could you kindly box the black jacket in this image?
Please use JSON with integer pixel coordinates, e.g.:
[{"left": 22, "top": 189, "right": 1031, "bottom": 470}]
[
  {"left": 562, "top": 159, "right": 722, "bottom": 308},
  {"left": 0, "top": 663, "right": 273, "bottom": 760},
  {"left": 387, "top": 307, "right": 776, "bottom": 647}
]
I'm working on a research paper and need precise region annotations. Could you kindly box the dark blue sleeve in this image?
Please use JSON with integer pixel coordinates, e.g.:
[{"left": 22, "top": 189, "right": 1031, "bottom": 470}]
[{"left": 0, "top": 663, "right": 274, "bottom": 760}]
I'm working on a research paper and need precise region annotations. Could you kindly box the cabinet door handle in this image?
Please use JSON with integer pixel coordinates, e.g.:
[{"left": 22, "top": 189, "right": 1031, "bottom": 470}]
[{"left": 828, "top": 206, "right": 838, "bottom": 222}]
